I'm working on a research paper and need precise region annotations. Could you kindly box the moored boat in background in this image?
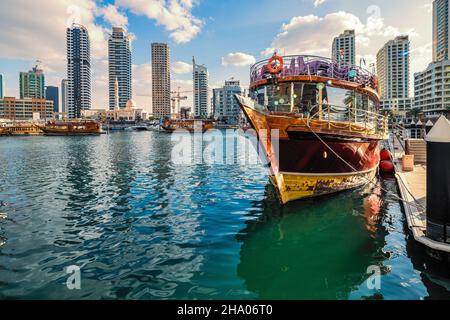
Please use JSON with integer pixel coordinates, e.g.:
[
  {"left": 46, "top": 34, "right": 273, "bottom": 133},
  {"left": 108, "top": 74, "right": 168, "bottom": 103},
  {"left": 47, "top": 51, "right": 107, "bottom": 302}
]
[
  {"left": 5, "top": 124, "right": 43, "bottom": 136},
  {"left": 41, "top": 120, "right": 102, "bottom": 136},
  {"left": 161, "top": 118, "right": 214, "bottom": 133},
  {"left": 236, "top": 53, "right": 389, "bottom": 204}
]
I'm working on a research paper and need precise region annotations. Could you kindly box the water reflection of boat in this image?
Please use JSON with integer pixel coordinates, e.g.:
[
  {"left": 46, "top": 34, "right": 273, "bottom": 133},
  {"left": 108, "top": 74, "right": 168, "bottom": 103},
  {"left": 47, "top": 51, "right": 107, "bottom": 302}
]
[
  {"left": 236, "top": 185, "right": 386, "bottom": 299},
  {"left": 235, "top": 53, "right": 389, "bottom": 204}
]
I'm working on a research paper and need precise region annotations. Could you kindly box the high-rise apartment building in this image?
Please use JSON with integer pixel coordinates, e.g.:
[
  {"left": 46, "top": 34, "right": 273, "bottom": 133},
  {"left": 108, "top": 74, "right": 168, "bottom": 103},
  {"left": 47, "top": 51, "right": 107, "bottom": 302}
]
[
  {"left": 377, "top": 36, "right": 410, "bottom": 100},
  {"left": 108, "top": 27, "right": 132, "bottom": 110},
  {"left": 151, "top": 43, "right": 171, "bottom": 117},
  {"left": 19, "top": 62, "right": 45, "bottom": 99},
  {"left": 332, "top": 30, "right": 355, "bottom": 65},
  {"left": 414, "top": 0, "right": 450, "bottom": 118},
  {"left": 0, "top": 74, "right": 4, "bottom": 99},
  {"left": 193, "top": 57, "right": 209, "bottom": 117},
  {"left": 376, "top": 36, "right": 413, "bottom": 114},
  {"left": 433, "top": 0, "right": 450, "bottom": 62},
  {"left": 67, "top": 23, "right": 91, "bottom": 118},
  {"left": 415, "top": 60, "right": 450, "bottom": 118},
  {"left": 61, "top": 79, "right": 68, "bottom": 116},
  {"left": 45, "top": 86, "right": 59, "bottom": 113}
]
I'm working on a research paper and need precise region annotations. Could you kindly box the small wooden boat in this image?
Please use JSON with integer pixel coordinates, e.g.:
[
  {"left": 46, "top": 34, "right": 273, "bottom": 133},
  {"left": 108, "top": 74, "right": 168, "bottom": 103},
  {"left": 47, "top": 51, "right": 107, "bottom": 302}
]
[
  {"left": 6, "top": 124, "right": 43, "bottom": 136},
  {"left": 41, "top": 120, "right": 102, "bottom": 136},
  {"left": 162, "top": 119, "right": 214, "bottom": 133}
]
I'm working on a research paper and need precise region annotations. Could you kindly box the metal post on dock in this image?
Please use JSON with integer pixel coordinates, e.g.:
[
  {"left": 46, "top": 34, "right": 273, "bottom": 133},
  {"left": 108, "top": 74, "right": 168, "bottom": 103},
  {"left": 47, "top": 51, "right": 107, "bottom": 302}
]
[
  {"left": 426, "top": 116, "right": 450, "bottom": 243},
  {"left": 426, "top": 120, "right": 434, "bottom": 135}
]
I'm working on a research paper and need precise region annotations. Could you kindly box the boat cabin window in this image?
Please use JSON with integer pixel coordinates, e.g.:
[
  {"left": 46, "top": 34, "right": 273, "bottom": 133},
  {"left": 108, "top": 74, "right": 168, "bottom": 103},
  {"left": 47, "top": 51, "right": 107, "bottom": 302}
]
[{"left": 252, "top": 82, "right": 378, "bottom": 114}]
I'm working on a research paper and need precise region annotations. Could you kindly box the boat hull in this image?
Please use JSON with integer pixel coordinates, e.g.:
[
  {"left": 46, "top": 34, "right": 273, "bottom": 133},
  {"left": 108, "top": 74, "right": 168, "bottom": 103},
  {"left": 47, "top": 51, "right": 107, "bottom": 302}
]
[
  {"left": 239, "top": 104, "right": 382, "bottom": 204},
  {"left": 41, "top": 121, "right": 103, "bottom": 136},
  {"left": 269, "top": 168, "right": 377, "bottom": 204}
]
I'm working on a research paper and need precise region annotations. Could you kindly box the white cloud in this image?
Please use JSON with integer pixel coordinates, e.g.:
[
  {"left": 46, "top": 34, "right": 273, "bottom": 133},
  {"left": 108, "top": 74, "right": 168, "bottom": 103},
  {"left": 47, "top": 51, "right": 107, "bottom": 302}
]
[
  {"left": 132, "top": 63, "right": 152, "bottom": 111},
  {"left": 262, "top": 9, "right": 431, "bottom": 96},
  {"left": 263, "top": 11, "right": 414, "bottom": 62},
  {"left": 172, "top": 61, "right": 192, "bottom": 74},
  {"left": 314, "top": 0, "right": 326, "bottom": 7},
  {"left": 423, "top": 3, "right": 433, "bottom": 13},
  {"left": 99, "top": 4, "right": 128, "bottom": 27},
  {"left": 115, "top": 0, "right": 203, "bottom": 44},
  {"left": 221, "top": 52, "right": 256, "bottom": 67}
]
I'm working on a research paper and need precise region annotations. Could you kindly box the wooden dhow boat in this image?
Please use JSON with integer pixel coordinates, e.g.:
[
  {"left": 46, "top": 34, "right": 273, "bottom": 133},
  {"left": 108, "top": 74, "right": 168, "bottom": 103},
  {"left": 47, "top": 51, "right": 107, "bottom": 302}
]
[
  {"left": 41, "top": 120, "right": 102, "bottom": 136},
  {"left": 5, "top": 124, "right": 43, "bottom": 136},
  {"left": 161, "top": 118, "right": 214, "bottom": 133},
  {"left": 235, "top": 53, "right": 389, "bottom": 204}
]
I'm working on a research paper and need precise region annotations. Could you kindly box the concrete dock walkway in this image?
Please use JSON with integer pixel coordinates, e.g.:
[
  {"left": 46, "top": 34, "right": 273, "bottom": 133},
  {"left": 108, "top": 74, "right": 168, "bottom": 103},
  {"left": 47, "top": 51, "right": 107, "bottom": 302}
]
[{"left": 392, "top": 135, "right": 450, "bottom": 254}]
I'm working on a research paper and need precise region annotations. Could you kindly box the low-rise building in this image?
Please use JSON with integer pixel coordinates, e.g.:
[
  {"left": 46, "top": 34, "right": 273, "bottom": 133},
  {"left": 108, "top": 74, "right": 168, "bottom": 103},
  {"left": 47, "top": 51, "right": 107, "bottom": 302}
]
[
  {"left": 0, "top": 97, "right": 53, "bottom": 120},
  {"left": 380, "top": 98, "right": 414, "bottom": 116},
  {"left": 81, "top": 100, "right": 143, "bottom": 121},
  {"left": 213, "top": 80, "right": 243, "bottom": 124}
]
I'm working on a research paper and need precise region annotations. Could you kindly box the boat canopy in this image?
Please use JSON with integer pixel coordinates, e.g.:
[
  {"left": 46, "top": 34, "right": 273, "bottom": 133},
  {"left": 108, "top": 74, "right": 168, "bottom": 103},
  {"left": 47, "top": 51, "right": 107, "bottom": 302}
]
[{"left": 250, "top": 55, "right": 378, "bottom": 92}]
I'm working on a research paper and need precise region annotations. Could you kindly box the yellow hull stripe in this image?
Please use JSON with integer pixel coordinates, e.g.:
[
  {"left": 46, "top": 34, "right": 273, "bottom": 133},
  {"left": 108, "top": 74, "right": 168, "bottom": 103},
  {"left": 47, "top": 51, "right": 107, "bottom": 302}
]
[{"left": 270, "top": 169, "right": 377, "bottom": 204}]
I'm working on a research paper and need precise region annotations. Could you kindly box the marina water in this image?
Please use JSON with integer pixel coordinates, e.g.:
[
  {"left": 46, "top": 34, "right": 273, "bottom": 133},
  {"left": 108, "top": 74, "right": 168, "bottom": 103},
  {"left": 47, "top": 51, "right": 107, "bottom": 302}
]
[{"left": 1, "top": 131, "right": 450, "bottom": 299}]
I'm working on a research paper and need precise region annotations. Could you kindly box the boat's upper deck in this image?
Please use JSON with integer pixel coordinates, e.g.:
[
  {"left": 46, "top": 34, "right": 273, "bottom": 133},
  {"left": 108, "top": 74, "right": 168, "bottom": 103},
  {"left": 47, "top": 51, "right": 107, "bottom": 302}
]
[{"left": 250, "top": 55, "right": 379, "bottom": 95}]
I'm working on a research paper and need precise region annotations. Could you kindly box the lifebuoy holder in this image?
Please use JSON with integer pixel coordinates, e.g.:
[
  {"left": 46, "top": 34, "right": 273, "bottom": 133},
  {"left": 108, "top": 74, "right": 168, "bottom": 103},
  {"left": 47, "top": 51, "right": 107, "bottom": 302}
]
[{"left": 267, "top": 53, "right": 284, "bottom": 74}]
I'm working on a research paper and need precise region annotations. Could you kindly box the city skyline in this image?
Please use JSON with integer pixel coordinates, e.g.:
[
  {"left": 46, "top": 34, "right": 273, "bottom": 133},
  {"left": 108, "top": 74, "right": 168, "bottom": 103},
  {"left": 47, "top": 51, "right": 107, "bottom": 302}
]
[{"left": 0, "top": 0, "right": 434, "bottom": 113}]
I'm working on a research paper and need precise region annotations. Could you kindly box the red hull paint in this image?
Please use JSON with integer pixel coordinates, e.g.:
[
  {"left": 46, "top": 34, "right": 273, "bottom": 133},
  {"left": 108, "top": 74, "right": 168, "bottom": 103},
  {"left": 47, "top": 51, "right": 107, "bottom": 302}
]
[{"left": 277, "top": 137, "right": 380, "bottom": 174}]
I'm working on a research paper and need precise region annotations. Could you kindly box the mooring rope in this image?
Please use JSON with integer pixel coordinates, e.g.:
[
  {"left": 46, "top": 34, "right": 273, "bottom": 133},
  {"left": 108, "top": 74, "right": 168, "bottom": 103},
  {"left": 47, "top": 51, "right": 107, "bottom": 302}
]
[{"left": 304, "top": 123, "right": 426, "bottom": 212}]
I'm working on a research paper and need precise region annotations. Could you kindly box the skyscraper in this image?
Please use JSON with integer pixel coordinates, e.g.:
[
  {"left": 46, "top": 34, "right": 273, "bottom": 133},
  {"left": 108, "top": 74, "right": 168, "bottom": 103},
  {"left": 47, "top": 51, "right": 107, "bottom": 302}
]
[
  {"left": 67, "top": 23, "right": 91, "bottom": 119},
  {"left": 193, "top": 57, "right": 209, "bottom": 118},
  {"left": 332, "top": 30, "right": 355, "bottom": 65},
  {"left": 433, "top": 0, "right": 450, "bottom": 62},
  {"left": 20, "top": 62, "right": 45, "bottom": 99},
  {"left": 376, "top": 36, "right": 412, "bottom": 113},
  {"left": 377, "top": 36, "right": 410, "bottom": 99},
  {"left": 108, "top": 27, "right": 132, "bottom": 110},
  {"left": 61, "top": 79, "right": 68, "bottom": 116},
  {"left": 45, "top": 86, "right": 59, "bottom": 113},
  {"left": 415, "top": 0, "right": 450, "bottom": 118},
  {"left": 213, "top": 79, "right": 243, "bottom": 124},
  {"left": 0, "top": 74, "right": 4, "bottom": 99},
  {"left": 151, "top": 43, "right": 171, "bottom": 117}
]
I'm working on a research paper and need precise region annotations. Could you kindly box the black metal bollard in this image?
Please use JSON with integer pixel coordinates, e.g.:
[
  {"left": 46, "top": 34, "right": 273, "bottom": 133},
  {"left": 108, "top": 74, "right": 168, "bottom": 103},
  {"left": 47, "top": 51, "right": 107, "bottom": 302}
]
[
  {"left": 416, "top": 120, "right": 423, "bottom": 139},
  {"left": 426, "top": 120, "right": 434, "bottom": 135},
  {"left": 426, "top": 116, "right": 450, "bottom": 243}
]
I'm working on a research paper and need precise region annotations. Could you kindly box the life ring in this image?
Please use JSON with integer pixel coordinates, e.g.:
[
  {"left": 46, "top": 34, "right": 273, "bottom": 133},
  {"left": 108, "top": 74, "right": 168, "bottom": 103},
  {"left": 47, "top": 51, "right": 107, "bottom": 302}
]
[
  {"left": 372, "top": 76, "right": 378, "bottom": 89},
  {"left": 267, "top": 53, "right": 284, "bottom": 74}
]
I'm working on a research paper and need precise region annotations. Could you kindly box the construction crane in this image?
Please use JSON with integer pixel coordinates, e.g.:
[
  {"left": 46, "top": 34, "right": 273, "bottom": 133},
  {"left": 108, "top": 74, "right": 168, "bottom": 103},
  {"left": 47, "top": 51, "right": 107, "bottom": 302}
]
[
  {"left": 170, "top": 87, "right": 189, "bottom": 116},
  {"left": 136, "top": 87, "right": 217, "bottom": 118}
]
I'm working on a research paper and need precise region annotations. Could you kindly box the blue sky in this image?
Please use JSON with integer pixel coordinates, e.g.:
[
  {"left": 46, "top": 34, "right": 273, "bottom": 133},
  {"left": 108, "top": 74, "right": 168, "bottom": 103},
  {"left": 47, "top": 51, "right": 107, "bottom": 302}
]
[{"left": 0, "top": 0, "right": 433, "bottom": 111}]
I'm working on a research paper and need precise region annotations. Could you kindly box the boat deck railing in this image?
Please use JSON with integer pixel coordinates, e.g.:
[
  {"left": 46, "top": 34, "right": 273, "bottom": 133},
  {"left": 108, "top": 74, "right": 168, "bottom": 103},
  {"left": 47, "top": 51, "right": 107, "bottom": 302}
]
[
  {"left": 283, "top": 103, "right": 388, "bottom": 138},
  {"left": 251, "top": 55, "right": 378, "bottom": 91}
]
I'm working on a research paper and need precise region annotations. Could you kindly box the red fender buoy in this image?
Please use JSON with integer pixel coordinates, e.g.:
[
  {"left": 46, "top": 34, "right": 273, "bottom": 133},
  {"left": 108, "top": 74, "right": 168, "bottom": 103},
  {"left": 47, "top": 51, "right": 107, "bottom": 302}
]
[
  {"left": 380, "top": 149, "right": 392, "bottom": 161},
  {"left": 380, "top": 160, "right": 395, "bottom": 173}
]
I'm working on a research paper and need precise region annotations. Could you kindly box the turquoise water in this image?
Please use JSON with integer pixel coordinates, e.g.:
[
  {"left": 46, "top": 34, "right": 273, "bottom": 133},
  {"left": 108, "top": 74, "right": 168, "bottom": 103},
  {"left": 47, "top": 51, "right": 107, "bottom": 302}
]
[{"left": 0, "top": 131, "right": 449, "bottom": 300}]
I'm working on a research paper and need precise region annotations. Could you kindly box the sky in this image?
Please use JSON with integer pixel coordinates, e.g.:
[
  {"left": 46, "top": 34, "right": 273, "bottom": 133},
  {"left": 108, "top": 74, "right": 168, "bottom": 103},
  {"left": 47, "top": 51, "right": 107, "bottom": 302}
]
[{"left": 0, "top": 0, "right": 434, "bottom": 112}]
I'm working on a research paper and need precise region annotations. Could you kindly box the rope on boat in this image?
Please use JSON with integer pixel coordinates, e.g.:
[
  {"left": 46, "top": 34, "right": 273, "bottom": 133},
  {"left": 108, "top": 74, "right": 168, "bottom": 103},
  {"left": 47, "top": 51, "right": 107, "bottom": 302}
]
[{"left": 304, "top": 122, "right": 426, "bottom": 212}]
